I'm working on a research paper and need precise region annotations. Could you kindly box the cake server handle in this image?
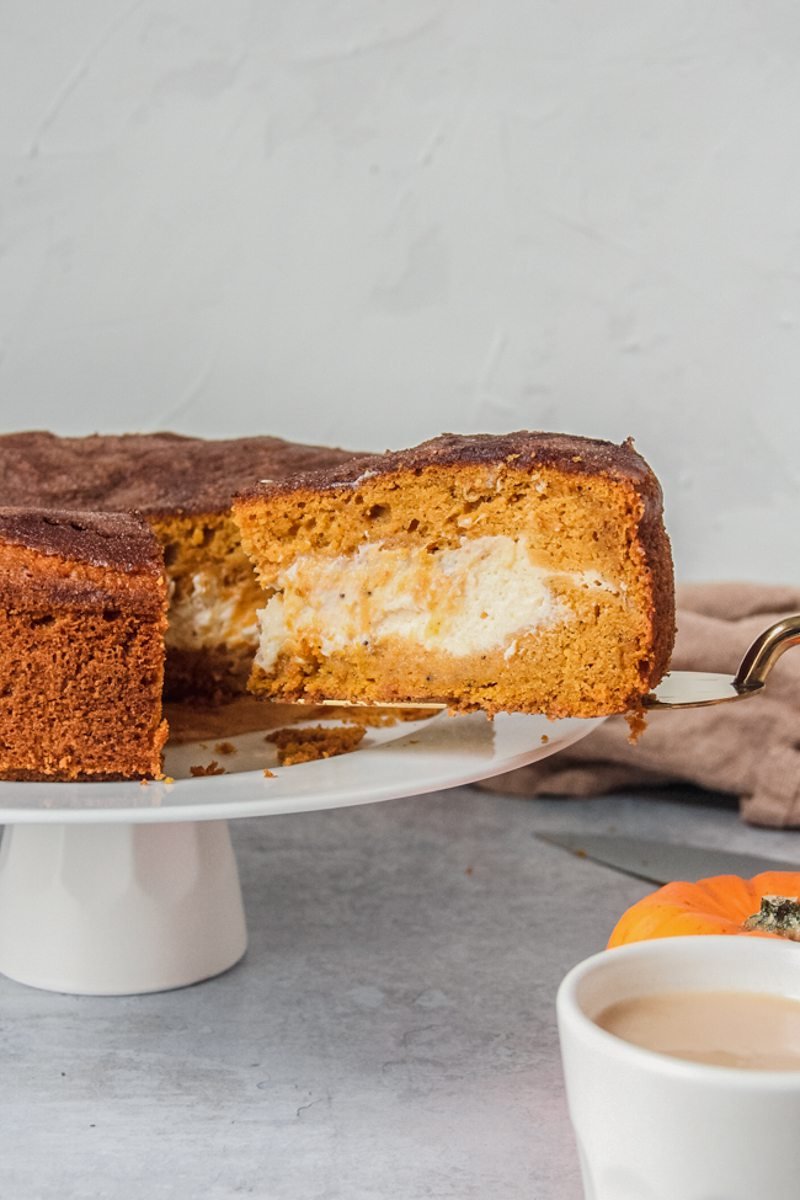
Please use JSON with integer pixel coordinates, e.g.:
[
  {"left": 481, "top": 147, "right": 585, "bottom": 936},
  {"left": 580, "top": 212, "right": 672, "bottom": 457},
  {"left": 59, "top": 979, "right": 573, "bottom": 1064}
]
[
  {"left": 645, "top": 612, "right": 800, "bottom": 709},
  {"left": 733, "top": 613, "right": 800, "bottom": 691}
]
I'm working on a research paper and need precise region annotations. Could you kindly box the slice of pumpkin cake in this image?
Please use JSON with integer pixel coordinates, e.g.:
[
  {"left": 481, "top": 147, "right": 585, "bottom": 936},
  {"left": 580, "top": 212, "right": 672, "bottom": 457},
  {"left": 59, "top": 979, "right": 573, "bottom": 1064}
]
[
  {"left": 233, "top": 432, "right": 675, "bottom": 719},
  {"left": 0, "top": 508, "right": 168, "bottom": 780}
]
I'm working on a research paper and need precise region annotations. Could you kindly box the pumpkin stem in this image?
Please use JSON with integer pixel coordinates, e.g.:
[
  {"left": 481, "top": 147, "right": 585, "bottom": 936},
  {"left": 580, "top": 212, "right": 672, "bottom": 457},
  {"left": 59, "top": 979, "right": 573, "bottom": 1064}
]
[{"left": 743, "top": 895, "right": 800, "bottom": 940}]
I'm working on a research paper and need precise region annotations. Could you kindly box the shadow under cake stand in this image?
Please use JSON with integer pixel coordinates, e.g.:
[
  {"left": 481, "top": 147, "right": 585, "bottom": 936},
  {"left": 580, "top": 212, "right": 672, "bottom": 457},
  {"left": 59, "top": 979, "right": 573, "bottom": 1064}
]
[{"left": 0, "top": 711, "right": 602, "bottom": 996}]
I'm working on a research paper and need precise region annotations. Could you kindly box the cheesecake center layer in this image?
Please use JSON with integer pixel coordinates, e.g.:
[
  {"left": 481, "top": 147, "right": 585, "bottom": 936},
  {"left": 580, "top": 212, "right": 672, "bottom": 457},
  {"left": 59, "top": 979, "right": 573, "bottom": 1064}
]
[
  {"left": 166, "top": 569, "right": 260, "bottom": 652},
  {"left": 255, "top": 535, "right": 621, "bottom": 671}
]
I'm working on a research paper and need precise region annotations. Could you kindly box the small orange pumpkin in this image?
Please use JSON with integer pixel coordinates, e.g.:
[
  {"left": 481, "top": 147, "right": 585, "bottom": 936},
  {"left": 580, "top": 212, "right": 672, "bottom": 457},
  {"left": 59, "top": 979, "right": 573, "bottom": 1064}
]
[{"left": 608, "top": 872, "right": 800, "bottom": 949}]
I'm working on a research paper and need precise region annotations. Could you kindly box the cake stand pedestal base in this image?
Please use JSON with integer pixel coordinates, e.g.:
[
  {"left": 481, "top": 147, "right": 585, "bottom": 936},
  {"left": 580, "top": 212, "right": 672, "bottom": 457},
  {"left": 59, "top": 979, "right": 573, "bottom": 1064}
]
[{"left": 0, "top": 820, "right": 247, "bottom": 995}]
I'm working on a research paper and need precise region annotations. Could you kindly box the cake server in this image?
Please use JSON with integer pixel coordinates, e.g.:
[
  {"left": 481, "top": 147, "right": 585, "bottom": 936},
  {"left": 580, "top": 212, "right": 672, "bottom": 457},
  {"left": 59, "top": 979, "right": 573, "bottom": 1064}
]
[
  {"left": 643, "top": 612, "right": 800, "bottom": 709},
  {"left": 536, "top": 831, "right": 799, "bottom": 885}
]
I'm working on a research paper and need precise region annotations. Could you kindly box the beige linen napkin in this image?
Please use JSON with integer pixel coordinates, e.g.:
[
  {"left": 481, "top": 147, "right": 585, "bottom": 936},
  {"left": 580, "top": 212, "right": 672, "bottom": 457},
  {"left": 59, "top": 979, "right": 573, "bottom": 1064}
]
[{"left": 477, "top": 584, "right": 800, "bottom": 827}]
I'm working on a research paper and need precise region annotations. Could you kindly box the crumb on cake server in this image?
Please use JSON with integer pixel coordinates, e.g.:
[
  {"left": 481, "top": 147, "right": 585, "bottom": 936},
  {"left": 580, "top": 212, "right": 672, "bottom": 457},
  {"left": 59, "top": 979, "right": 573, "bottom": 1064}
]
[
  {"left": 233, "top": 432, "right": 676, "bottom": 719},
  {"left": 0, "top": 432, "right": 356, "bottom": 703},
  {"left": 0, "top": 509, "right": 168, "bottom": 780}
]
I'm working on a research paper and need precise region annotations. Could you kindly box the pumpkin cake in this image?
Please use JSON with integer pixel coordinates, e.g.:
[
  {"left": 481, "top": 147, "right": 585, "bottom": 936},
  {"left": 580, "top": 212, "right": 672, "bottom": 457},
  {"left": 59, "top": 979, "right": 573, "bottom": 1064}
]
[
  {"left": 0, "top": 508, "right": 168, "bottom": 780},
  {"left": 234, "top": 432, "right": 675, "bottom": 719},
  {"left": 0, "top": 432, "right": 356, "bottom": 703}
]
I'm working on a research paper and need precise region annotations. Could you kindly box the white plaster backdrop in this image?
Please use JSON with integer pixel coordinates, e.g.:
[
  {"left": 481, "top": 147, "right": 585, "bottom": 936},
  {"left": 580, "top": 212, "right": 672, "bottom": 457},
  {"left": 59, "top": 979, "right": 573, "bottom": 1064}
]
[{"left": 1, "top": 1, "right": 798, "bottom": 582}]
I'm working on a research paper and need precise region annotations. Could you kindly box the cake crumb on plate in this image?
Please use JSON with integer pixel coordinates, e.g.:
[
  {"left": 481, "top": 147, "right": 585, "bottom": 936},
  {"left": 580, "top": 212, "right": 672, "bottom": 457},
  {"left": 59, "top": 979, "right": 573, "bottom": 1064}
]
[
  {"left": 189, "top": 760, "right": 225, "bottom": 777},
  {"left": 266, "top": 724, "right": 366, "bottom": 766}
]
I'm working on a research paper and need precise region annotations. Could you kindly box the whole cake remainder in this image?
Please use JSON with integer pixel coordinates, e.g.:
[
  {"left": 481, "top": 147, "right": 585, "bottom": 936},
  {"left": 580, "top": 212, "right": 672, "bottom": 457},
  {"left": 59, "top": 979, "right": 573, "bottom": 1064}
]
[
  {"left": 234, "top": 432, "right": 675, "bottom": 718},
  {"left": 0, "top": 508, "right": 168, "bottom": 780},
  {"left": 0, "top": 432, "right": 355, "bottom": 702}
]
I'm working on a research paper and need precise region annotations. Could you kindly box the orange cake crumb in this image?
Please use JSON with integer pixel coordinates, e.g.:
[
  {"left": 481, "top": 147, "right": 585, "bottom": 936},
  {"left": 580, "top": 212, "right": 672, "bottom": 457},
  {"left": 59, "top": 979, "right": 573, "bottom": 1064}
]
[
  {"left": 266, "top": 724, "right": 366, "bottom": 766},
  {"left": 189, "top": 760, "right": 225, "bottom": 777}
]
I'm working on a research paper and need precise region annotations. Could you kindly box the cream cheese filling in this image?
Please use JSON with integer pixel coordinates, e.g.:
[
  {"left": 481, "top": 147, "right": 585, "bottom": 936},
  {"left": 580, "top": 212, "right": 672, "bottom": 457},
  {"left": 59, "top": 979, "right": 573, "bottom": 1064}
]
[
  {"left": 254, "top": 535, "right": 620, "bottom": 673},
  {"left": 166, "top": 570, "right": 260, "bottom": 652}
]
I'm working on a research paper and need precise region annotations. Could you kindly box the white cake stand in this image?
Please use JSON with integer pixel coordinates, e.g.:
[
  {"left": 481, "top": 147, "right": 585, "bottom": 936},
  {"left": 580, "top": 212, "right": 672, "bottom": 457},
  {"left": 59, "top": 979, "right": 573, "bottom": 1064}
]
[{"left": 0, "top": 711, "right": 601, "bottom": 996}]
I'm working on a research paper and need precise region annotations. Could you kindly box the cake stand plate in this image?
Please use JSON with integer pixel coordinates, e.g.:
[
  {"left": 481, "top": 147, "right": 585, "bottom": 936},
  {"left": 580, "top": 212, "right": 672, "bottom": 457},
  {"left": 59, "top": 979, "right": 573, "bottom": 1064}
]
[{"left": 0, "top": 711, "right": 601, "bottom": 995}]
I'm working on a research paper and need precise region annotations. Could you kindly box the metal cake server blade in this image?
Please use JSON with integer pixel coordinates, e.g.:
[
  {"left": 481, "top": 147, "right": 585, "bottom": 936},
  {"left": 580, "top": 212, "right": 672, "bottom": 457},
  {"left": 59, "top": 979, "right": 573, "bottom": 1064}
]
[
  {"left": 537, "top": 831, "right": 799, "bottom": 886},
  {"left": 643, "top": 670, "right": 755, "bottom": 709}
]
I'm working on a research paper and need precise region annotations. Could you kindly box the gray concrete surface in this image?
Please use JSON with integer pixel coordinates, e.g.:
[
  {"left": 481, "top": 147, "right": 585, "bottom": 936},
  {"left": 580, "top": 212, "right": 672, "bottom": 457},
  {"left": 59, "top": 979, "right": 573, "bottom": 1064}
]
[{"left": 2, "top": 785, "right": 799, "bottom": 1199}]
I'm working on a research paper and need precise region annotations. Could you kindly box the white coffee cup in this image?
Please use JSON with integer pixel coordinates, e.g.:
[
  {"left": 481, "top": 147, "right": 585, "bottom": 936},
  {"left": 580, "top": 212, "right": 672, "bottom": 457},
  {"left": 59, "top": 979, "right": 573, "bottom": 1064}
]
[{"left": 557, "top": 935, "right": 800, "bottom": 1200}]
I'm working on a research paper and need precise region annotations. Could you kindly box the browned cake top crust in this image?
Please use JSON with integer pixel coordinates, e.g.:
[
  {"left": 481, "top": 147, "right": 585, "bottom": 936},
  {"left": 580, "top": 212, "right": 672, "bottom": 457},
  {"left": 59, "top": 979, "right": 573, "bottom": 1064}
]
[
  {"left": 0, "top": 508, "right": 163, "bottom": 574},
  {"left": 235, "top": 431, "right": 671, "bottom": 601},
  {"left": 0, "top": 431, "right": 356, "bottom": 517},
  {"left": 237, "top": 431, "right": 660, "bottom": 500}
]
